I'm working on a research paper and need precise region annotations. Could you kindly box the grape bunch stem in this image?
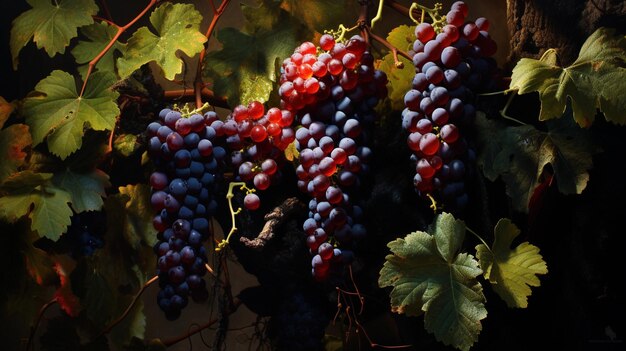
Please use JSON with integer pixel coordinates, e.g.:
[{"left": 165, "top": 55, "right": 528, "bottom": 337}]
[{"left": 216, "top": 182, "right": 256, "bottom": 251}]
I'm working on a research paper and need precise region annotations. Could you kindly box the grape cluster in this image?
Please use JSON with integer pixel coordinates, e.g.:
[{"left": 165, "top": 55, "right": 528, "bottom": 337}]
[
  {"left": 279, "top": 35, "right": 387, "bottom": 281},
  {"left": 146, "top": 108, "right": 226, "bottom": 320},
  {"left": 403, "top": 1, "right": 496, "bottom": 211},
  {"left": 214, "top": 101, "right": 296, "bottom": 210},
  {"left": 60, "top": 211, "right": 106, "bottom": 257}
]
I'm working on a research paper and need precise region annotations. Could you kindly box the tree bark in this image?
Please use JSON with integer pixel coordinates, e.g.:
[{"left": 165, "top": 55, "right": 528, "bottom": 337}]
[{"left": 507, "top": 0, "right": 626, "bottom": 66}]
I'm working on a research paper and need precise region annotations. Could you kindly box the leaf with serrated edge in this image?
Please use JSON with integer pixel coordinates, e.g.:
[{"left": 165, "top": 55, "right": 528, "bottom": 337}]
[
  {"left": 475, "top": 115, "right": 597, "bottom": 212},
  {"left": 377, "top": 26, "right": 414, "bottom": 112},
  {"left": 116, "top": 184, "right": 158, "bottom": 247},
  {"left": 476, "top": 219, "right": 547, "bottom": 308},
  {"left": 0, "top": 170, "right": 53, "bottom": 193},
  {"left": 510, "top": 27, "right": 626, "bottom": 126},
  {"left": 0, "top": 124, "right": 32, "bottom": 183},
  {"left": 72, "top": 22, "right": 126, "bottom": 78},
  {"left": 113, "top": 134, "right": 139, "bottom": 157},
  {"left": 53, "top": 169, "right": 110, "bottom": 213},
  {"left": 22, "top": 70, "right": 119, "bottom": 159},
  {"left": 203, "top": 2, "right": 305, "bottom": 106},
  {"left": 10, "top": 0, "right": 98, "bottom": 69},
  {"left": 379, "top": 213, "right": 486, "bottom": 351},
  {"left": 0, "top": 185, "right": 72, "bottom": 240},
  {"left": 117, "top": 3, "right": 207, "bottom": 80}
]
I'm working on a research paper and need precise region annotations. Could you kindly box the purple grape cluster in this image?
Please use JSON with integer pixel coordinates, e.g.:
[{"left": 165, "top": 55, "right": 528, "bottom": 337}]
[
  {"left": 403, "top": 1, "right": 497, "bottom": 211},
  {"left": 146, "top": 108, "right": 227, "bottom": 320},
  {"left": 59, "top": 211, "right": 106, "bottom": 258},
  {"left": 280, "top": 35, "right": 387, "bottom": 281}
]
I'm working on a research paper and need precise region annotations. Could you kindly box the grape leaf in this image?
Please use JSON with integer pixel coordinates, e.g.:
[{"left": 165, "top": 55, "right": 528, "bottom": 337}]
[
  {"left": 53, "top": 169, "right": 110, "bottom": 213},
  {"left": 109, "top": 299, "right": 145, "bottom": 349},
  {"left": 377, "top": 25, "right": 414, "bottom": 111},
  {"left": 476, "top": 218, "right": 548, "bottom": 308},
  {"left": 510, "top": 27, "right": 626, "bottom": 127},
  {"left": 23, "top": 231, "right": 58, "bottom": 286},
  {"left": 0, "top": 170, "right": 52, "bottom": 192},
  {"left": 378, "top": 213, "right": 486, "bottom": 351},
  {"left": 117, "top": 2, "right": 207, "bottom": 80},
  {"left": 203, "top": 1, "right": 306, "bottom": 106},
  {"left": 113, "top": 134, "right": 139, "bottom": 157},
  {"left": 0, "top": 178, "right": 72, "bottom": 241},
  {"left": 279, "top": 0, "right": 359, "bottom": 33},
  {"left": 10, "top": 0, "right": 98, "bottom": 69},
  {"left": 0, "top": 96, "right": 17, "bottom": 128},
  {"left": 22, "top": 70, "right": 120, "bottom": 159},
  {"left": 109, "top": 184, "right": 158, "bottom": 248},
  {"left": 475, "top": 115, "right": 598, "bottom": 212},
  {"left": 72, "top": 22, "right": 126, "bottom": 78},
  {"left": 0, "top": 124, "right": 32, "bottom": 183}
]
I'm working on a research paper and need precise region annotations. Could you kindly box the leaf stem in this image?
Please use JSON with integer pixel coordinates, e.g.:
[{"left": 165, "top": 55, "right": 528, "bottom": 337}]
[
  {"left": 366, "top": 29, "right": 412, "bottom": 63},
  {"left": 26, "top": 298, "right": 57, "bottom": 351},
  {"left": 195, "top": 0, "right": 232, "bottom": 109},
  {"left": 80, "top": 0, "right": 158, "bottom": 96},
  {"left": 96, "top": 275, "right": 159, "bottom": 338},
  {"left": 499, "top": 91, "right": 528, "bottom": 126},
  {"left": 465, "top": 226, "right": 490, "bottom": 250}
]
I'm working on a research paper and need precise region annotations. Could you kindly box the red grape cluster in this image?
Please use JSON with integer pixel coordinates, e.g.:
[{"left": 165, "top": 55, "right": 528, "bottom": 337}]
[
  {"left": 213, "top": 101, "right": 296, "bottom": 210},
  {"left": 403, "top": 1, "right": 497, "bottom": 211},
  {"left": 279, "top": 35, "right": 387, "bottom": 281}
]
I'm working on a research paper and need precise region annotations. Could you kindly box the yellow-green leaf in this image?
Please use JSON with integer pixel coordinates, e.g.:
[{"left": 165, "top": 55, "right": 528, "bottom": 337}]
[
  {"left": 71, "top": 22, "right": 126, "bottom": 78},
  {"left": 379, "top": 213, "right": 486, "bottom": 351},
  {"left": 117, "top": 2, "right": 207, "bottom": 80},
  {"left": 376, "top": 25, "right": 414, "bottom": 111},
  {"left": 279, "top": 0, "right": 359, "bottom": 33},
  {"left": 53, "top": 169, "right": 110, "bottom": 213},
  {"left": 0, "top": 185, "right": 72, "bottom": 240},
  {"left": 10, "top": 0, "right": 98, "bottom": 69},
  {"left": 22, "top": 70, "right": 120, "bottom": 159},
  {"left": 113, "top": 134, "right": 139, "bottom": 157},
  {"left": 475, "top": 218, "right": 548, "bottom": 308},
  {"left": 0, "top": 124, "right": 32, "bottom": 183},
  {"left": 510, "top": 27, "right": 626, "bottom": 127}
]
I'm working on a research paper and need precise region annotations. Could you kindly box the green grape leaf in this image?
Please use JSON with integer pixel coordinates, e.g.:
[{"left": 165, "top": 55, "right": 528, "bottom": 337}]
[
  {"left": 510, "top": 27, "right": 626, "bottom": 127},
  {"left": 379, "top": 213, "right": 486, "bottom": 351},
  {"left": 0, "top": 124, "right": 32, "bottom": 183},
  {"left": 0, "top": 170, "right": 52, "bottom": 193},
  {"left": 113, "top": 134, "right": 139, "bottom": 157},
  {"left": 22, "top": 70, "right": 120, "bottom": 159},
  {"left": 475, "top": 115, "right": 598, "bottom": 212},
  {"left": 107, "top": 184, "right": 158, "bottom": 249},
  {"left": 72, "top": 22, "right": 126, "bottom": 78},
  {"left": 117, "top": 2, "right": 207, "bottom": 80},
  {"left": 53, "top": 169, "right": 110, "bottom": 213},
  {"left": 203, "top": 2, "right": 306, "bottom": 106},
  {"left": 279, "top": 0, "right": 359, "bottom": 33},
  {"left": 476, "top": 218, "right": 548, "bottom": 308},
  {"left": 0, "top": 96, "right": 17, "bottom": 128},
  {"left": 0, "top": 180, "right": 72, "bottom": 241},
  {"left": 109, "top": 299, "right": 145, "bottom": 349},
  {"left": 377, "top": 25, "right": 414, "bottom": 111},
  {"left": 10, "top": 0, "right": 98, "bottom": 69}
]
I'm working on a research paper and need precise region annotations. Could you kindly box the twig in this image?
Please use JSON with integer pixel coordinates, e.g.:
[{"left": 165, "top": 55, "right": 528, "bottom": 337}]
[
  {"left": 26, "top": 298, "right": 58, "bottom": 351},
  {"left": 162, "top": 298, "right": 243, "bottom": 347},
  {"left": 384, "top": 0, "right": 419, "bottom": 18},
  {"left": 195, "top": 0, "right": 232, "bottom": 109},
  {"left": 96, "top": 275, "right": 159, "bottom": 338},
  {"left": 80, "top": 0, "right": 158, "bottom": 96},
  {"left": 367, "top": 30, "right": 412, "bottom": 63},
  {"left": 239, "top": 197, "right": 305, "bottom": 250},
  {"left": 97, "top": 0, "right": 113, "bottom": 21},
  {"left": 163, "top": 87, "right": 229, "bottom": 108}
]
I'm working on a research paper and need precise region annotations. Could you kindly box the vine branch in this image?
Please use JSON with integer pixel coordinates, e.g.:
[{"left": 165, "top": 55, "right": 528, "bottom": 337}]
[
  {"left": 162, "top": 298, "right": 242, "bottom": 347},
  {"left": 80, "top": 0, "right": 159, "bottom": 96},
  {"left": 163, "top": 87, "right": 229, "bottom": 108},
  {"left": 96, "top": 275, "right": 159, "bottom": 338},
  {"left": 195, "top": 0, "right": 232, "bottom": 109},
  {"left": 26, "top": 298, "right": 58, "bottom": 351},
  {"left": 240, "top": 197, "right": 305, "bottom": 249}
]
